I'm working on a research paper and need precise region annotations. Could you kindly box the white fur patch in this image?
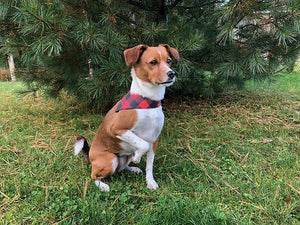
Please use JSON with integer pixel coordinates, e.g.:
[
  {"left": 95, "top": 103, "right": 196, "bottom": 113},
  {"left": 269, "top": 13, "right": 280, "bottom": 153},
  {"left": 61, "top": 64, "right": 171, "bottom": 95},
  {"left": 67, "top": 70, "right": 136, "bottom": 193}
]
[
  {"left": 133, "top": 108, "right": 164, "bottom": 143},
  {"left": 74, "top": 138, "right": 84, "bottom": 156},
  {"left": 157, "top": 49, "right": 162, "bottom": 58},
  {"left": 130, "top": 69, "right": 166, "bottom": 101},
  {"left": 95, "top": 180, "right": 110, "bottom": 192}
]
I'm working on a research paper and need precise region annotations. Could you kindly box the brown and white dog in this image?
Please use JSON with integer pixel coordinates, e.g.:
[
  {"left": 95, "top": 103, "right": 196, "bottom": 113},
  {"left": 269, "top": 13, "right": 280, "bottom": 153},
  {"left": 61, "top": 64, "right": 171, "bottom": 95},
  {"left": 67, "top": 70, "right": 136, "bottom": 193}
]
[{"left": 74, "top": 44, "right": 181, "bottom": 192}]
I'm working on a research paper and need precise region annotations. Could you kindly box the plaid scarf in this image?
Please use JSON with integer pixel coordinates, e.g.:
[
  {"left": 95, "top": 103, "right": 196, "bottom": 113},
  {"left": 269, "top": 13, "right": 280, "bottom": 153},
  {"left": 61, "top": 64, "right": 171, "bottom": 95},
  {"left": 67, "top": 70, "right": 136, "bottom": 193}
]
[{"left": 115, "top": 91, "right": 161, "bottom": 112}]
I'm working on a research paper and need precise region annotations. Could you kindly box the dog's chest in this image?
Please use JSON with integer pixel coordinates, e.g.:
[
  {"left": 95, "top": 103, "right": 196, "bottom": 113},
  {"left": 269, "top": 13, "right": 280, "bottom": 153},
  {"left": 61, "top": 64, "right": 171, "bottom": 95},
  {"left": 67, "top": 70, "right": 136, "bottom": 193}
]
[{"left": 132, "top": 107, "right": 164, "bottom": 143}]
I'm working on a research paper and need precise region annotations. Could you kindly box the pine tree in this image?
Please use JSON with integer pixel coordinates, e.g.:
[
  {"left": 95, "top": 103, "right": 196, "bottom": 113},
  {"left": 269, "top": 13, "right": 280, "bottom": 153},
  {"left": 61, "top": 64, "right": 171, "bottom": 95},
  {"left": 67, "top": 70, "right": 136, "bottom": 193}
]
[{"left": 1, "top": 0, "right": 299, "bottom": 110}]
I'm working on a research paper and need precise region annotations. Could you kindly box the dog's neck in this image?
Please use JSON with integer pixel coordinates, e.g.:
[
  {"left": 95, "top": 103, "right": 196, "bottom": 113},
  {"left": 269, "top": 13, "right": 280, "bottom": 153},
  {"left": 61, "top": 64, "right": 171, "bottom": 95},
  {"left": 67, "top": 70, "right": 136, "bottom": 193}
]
[{"left": 130, "top": 69, "right": 166, "bottom": 101}]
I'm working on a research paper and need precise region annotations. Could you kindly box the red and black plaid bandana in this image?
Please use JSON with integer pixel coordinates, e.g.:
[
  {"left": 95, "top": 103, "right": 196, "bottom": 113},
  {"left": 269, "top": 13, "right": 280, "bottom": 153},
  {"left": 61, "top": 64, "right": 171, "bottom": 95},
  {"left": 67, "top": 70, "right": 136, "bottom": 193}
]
[{"left": 115, "top": 91, "right": 161, "bottom": 112}]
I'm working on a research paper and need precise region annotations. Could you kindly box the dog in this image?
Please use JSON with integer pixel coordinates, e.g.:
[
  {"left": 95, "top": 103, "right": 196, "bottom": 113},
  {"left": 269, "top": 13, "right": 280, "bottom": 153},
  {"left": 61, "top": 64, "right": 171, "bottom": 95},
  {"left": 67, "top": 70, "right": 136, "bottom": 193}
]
[{"left": 74, "top": 44, "right": 181, "bottom": 192}]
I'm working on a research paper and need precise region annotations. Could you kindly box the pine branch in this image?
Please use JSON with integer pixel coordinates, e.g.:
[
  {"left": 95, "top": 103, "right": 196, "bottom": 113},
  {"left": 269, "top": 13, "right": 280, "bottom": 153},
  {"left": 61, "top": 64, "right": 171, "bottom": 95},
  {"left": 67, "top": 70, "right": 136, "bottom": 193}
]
[
  {"left": 23, "top": 9, "right": 52, "bottom": 30},
  {"left": 2, "top": 0, "right": 298, "bottom": 108}
]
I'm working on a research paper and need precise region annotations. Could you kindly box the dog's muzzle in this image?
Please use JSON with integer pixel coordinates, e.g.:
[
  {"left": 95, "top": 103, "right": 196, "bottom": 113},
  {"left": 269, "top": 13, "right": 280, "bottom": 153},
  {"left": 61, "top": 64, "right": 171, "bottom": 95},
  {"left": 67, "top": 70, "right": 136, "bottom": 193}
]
[
  {"left": 167, "top": 70, "right": 175, "bottom": 79},
  {"left": 155, "top": 70, "right": 176, "bottom": 86},
  {"left": 156, "top": 78, "right": 175, "bottom": 86}
]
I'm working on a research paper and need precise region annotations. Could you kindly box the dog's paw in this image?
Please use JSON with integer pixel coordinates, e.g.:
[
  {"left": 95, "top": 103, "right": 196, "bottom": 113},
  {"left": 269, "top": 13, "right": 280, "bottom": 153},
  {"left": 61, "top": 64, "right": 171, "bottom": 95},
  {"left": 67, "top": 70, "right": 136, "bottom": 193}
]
[
  {"left": 131, "top": 167, "right": 143, "bottom": 174},
  {"left": 95, "top": 180, "right": 110, "bottom": 192},
  {"left": 125, "top": 166, "right": 143, "bottom": 174},
  {"left": 132, "top": 154, "right": 142, "bottom": 164},
  {"left": 147, "top": 179, "right": 159, "bottom": 190}
]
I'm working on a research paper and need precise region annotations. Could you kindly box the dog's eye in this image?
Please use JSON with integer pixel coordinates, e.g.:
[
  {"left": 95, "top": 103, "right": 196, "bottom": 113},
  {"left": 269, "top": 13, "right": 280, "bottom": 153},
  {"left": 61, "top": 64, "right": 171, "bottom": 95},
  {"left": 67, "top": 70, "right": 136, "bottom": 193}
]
[
  {"left": 150, "top": 60, "right": 158, "bottom": 66},
  {"left": 167, "top": 59, "right": 172, "bottom": 64}
]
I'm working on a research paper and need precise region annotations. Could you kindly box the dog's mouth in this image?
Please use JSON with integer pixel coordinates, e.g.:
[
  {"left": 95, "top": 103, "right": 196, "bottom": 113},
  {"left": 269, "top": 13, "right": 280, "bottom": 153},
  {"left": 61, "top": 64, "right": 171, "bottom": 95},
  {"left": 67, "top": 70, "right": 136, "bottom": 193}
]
[{"left": 155, "top": 78, "right": 175, "bottom": 86}]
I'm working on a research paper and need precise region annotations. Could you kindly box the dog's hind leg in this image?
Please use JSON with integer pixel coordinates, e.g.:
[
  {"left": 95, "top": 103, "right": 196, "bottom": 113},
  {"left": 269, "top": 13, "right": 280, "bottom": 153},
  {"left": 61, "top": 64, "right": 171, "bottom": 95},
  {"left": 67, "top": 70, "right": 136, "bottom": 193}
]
[
  {"left": 124, "top": 166, "right": 143, "bottom": 174},
  {"left": 117, "top": 154, "right": 142, "bottom": 174}
]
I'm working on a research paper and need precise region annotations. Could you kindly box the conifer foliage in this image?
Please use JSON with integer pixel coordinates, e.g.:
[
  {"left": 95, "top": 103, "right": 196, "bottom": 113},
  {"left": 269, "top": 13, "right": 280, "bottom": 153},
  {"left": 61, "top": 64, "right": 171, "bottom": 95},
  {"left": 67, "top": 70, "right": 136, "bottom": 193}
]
[{"left": 1, "top": 0, "right": 299, "bottom": 110}]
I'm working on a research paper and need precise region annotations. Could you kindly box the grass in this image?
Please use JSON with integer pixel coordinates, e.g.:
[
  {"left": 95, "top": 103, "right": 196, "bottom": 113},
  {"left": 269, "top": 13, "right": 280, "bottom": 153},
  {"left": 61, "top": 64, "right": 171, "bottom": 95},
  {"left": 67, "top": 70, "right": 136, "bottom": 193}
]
[{"left": 0, "top": 72, "right": 299, "bottom": 224}]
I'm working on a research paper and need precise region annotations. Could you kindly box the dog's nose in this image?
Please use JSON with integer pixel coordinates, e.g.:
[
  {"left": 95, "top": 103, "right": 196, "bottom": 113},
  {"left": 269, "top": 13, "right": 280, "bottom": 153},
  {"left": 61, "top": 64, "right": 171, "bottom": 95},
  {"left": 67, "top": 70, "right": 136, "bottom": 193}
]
[{"left": 167, "top": 71, "right": 175, "bottom": 79}]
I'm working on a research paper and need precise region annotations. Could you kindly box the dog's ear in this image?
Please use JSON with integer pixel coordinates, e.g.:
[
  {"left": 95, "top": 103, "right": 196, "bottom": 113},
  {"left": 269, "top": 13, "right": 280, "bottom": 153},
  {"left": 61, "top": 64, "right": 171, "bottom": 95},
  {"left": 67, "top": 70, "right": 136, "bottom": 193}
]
[
  {"left": 160, "top": 44, "right": 181, "bottom": 63},
  {"left": 123, "top": 44, "right": 148, "bottom": 66}
]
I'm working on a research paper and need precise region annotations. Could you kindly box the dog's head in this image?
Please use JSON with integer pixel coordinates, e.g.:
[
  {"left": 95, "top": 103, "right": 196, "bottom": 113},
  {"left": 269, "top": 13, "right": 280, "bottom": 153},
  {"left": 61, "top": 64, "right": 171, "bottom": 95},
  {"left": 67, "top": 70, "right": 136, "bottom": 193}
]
[
  {"left": 124, "top": 44, "right": 181, "bottom": 87},
  {"left": 90, "top": 152, "right": 117, "bottom": 180}
]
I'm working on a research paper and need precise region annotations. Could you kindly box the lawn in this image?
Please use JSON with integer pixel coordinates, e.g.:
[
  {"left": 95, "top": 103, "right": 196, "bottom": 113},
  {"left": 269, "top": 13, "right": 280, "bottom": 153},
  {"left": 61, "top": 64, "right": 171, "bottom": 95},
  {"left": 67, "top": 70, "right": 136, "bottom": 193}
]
[{"left": 0, "top": 72, "right": 299, "bottom": 224}]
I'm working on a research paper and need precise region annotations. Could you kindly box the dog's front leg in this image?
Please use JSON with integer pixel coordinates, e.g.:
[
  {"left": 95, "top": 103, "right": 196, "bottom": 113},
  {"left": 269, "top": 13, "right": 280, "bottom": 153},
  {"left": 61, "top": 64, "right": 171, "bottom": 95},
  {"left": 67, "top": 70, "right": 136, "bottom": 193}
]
[
  {"left": 117, "top": 130, "right": 150, "bottom": 163},
  {"left": 146, "top": 146, "right": 159, "bottom": 190}
]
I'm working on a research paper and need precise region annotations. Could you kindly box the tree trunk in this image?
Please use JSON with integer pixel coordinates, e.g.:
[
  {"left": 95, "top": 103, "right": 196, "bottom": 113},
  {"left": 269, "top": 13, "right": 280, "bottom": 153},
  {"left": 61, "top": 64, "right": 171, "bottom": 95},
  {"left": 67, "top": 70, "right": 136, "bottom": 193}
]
[
  {"left": 154, "top": 0, "right": 168, "bottom": 23},
  {"left": 7, "top": 53, "right": 16, "bottom": 82}
]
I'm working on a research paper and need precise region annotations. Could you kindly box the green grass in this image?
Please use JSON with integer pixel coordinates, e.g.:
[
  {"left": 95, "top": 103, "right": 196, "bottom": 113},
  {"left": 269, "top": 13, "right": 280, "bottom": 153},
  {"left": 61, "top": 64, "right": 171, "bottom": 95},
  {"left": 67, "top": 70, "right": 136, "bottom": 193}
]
[{"left": 0, "top": 72, "right": 299, "bottom": 224}]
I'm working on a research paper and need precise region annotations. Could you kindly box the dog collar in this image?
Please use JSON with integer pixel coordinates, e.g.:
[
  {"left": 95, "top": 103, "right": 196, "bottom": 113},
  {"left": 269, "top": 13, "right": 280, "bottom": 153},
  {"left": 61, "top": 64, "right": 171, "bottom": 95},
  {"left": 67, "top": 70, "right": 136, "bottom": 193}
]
[{"left": 115, "top": 91, "right": 161, "bottom": 112}]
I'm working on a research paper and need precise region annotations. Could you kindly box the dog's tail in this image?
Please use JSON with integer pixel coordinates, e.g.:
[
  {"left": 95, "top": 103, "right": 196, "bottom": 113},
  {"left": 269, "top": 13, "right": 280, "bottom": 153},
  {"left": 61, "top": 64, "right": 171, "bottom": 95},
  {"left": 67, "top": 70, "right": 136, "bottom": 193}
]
[{"left": 74, "top": 135, "right": 90, "bottom": 163}]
